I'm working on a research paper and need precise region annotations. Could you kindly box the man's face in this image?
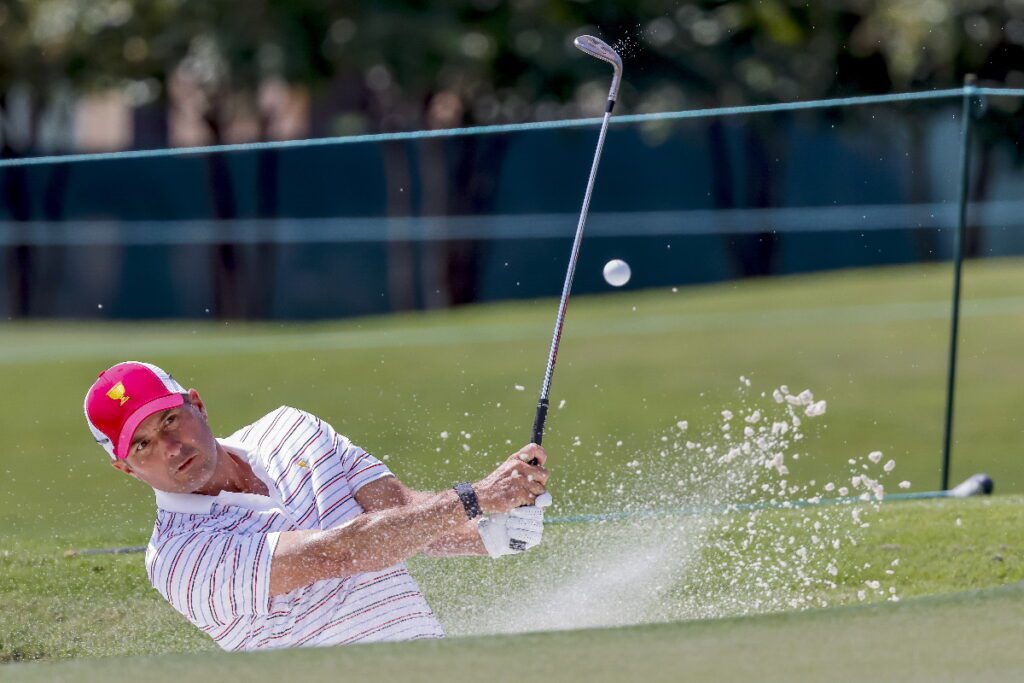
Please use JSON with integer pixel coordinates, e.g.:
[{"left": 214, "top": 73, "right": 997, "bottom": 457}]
[{"left": 111, "top": 389, "right": 219, "bottom": 493}]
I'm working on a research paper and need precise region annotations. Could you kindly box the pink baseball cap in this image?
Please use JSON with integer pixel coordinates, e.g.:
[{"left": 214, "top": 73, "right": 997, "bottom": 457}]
[{"left": 85, "top": 362, "right": 186, "bottom": 460}]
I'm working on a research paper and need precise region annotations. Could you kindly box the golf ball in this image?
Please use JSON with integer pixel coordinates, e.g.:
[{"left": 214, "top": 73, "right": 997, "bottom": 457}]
[{"left": 603, "top": 259, "right": 631, "bottom": 287}]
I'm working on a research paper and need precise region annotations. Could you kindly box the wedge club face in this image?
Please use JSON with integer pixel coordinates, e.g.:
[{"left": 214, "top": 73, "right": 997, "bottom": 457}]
[
  {"left": 574, "top": 35, "right": 622, "bottom": 70},
  {"left": 574, "top": 35, "right": 623, "bottom": 101}
]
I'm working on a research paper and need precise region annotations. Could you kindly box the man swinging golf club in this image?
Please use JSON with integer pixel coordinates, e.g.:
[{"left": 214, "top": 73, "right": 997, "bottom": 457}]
[
  {"left": 80, "top": 32, "right": 620, "bottom": 654},
  {"left": 84, "top": 361, "right": 551, "bottom": 651}
]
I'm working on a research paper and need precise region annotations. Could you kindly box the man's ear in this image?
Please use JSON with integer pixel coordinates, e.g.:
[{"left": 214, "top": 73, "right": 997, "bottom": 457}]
[
  {"left": 187, "top": 388, "right": 208, "bottom": 420},
  {"left": 110, "top": 459, "right": 141, "bottom": 481}
]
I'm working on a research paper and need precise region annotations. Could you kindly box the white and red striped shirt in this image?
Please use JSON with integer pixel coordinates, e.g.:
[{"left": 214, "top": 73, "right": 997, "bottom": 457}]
[{"left": 144, "top": 406, "right": 445, "bottom": 651}]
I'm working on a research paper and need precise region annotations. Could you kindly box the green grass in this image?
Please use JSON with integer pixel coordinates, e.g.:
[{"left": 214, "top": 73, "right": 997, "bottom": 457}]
[
  {"left": 5, "top": 575, "right": 1023, "bottom": 681},
  {"left": 2, "top": 259, "right": 1024, "bottom": 670},
  {"left": 4, "top": 259, "right": 1024, "bottom": 537},
  {"left": 2, "top": 493, "right": 1021, "bottom": 663}
]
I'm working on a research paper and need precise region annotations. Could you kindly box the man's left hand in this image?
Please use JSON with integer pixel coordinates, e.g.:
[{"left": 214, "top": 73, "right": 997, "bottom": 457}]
[{"left": 478, "top": 492, "right": 552, "bottom": 558}]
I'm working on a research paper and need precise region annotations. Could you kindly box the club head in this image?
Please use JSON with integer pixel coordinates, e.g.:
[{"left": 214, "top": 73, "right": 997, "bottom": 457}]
[
  {"left": 574, "top": 35, "right": 623, "bottom": 101},
  {"left": 574, "top": 35, "right": 622, "bottom": 70}
]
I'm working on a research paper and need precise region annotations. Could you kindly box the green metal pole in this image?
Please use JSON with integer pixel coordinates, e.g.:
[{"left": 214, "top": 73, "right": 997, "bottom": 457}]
[{"left": 941, "top": 75, "right": 977, "bottom": 491}]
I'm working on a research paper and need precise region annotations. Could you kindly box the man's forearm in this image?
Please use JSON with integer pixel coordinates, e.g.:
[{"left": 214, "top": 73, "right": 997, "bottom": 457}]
[
  {"left": 320, "top": 490, "right": 468, "bottom": 570},
  {"left": 273, "top": 444, "right": 549, "bottom": 595},
  {"left": 271, "top": 489, "right": 469, "bottom": 595},
  {"left": 405, "top": 489, "right": 487, "bottom": 557},
  {"left": 349, "top": 477, "right": 485, "bottom": 557},
  {"left": 423, "top": 521, "right": 487, "bottom": 556}
]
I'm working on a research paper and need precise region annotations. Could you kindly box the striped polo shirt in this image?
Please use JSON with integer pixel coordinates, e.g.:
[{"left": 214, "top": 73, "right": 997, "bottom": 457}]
[{"left": 144, "top": 406, "right": 445, "bottom": 651}]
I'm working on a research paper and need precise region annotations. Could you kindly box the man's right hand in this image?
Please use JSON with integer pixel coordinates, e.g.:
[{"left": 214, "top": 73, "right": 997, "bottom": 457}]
[{"left": 473, "top": 443, "right": 549, "bottom": 514}]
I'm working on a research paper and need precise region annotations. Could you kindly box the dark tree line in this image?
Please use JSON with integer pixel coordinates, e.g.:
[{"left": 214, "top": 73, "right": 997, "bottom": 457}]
[{"left": 3, "top": 1, "right": 1022, "bottom": 317}]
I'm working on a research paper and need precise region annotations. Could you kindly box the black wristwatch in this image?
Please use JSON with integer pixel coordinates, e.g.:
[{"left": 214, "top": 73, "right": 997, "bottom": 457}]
[{"left": 453, "top": 482, "right": 482, "bottom": 520}]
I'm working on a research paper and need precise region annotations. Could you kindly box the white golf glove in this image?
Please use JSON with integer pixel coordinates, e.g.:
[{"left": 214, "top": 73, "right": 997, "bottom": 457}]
[{"left": 477, "top": 492, "right": 552, "bottom": 558}]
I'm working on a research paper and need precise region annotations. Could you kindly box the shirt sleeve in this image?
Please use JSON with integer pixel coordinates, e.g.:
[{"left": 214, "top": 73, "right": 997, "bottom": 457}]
[
  {"left": 319, "top": 416, "right": 394, "bottom": 493},
  {"left": 286, "top": 409, "right": 393, "bottom": 493},
  {"left": 147, "top": 528, "right": 280, "bottom": 626},
  {"left": 340, "top": 441, "right": 393, "bottom": 492}
]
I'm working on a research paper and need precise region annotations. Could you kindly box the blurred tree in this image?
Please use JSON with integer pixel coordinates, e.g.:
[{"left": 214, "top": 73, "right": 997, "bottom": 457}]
[
  {"left": 0, "top": 0, "right": 94, "bottom": 317},
  {"left": 0, "top": 1, "right": 36, "bottom": 317},
  {"left": 4, "top": 0, "right": 1024, "bottom": 316},
  {"left": 33, "top": 0, "right": 338, "bottom": 317},
  {"left": 103, "top": 0, "right": 335, "bottom": 317}
]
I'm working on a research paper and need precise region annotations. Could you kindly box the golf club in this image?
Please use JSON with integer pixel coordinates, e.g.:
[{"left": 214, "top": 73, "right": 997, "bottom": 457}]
[{"left": 530, "top": 34, "right": 623, "bottom": 450}]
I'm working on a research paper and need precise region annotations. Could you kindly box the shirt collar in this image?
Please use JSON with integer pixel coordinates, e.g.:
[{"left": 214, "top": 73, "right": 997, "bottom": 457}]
[{"left": 153, "top": 438, "right": 278, "bottom": 515}]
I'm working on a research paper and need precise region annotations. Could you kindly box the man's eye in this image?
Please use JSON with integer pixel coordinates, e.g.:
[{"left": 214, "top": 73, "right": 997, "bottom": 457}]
[
  {"left": 166, "top": 414, "right": 176, "bottom": 425},
  {"left": 137, "top": 440, "right": 148, "bottom": 452}
]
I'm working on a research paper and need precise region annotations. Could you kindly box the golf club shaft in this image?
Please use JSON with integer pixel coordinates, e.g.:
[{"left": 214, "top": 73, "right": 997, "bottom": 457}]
[{"left": 531, "top": 102, "right": 615, "bottom": 447}]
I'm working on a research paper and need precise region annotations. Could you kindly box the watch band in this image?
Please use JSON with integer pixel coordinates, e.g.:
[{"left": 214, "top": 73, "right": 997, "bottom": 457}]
[{"left": 453, "top": 482, "right": 482, "bottom": 520}]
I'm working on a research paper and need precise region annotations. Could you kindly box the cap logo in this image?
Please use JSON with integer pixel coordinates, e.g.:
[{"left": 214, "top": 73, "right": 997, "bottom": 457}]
[{"left": 106, "top": 381, "right": 130, "bottom": 406}]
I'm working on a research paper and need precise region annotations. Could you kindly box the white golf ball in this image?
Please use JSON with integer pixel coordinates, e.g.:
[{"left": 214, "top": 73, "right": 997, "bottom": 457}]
[{"left": 603, "top": 259, "right": 631, "bottom": 287}]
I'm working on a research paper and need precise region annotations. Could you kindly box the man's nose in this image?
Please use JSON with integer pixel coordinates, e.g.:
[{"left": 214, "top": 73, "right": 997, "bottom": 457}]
[{"left": 160, "top": 433, "right": 183, "bottom": 457}]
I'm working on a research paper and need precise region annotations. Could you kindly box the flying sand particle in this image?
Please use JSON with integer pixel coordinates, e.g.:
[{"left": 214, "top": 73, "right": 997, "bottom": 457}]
[{"left": 804, "top": 400, "right": 827, "bottom": 417}]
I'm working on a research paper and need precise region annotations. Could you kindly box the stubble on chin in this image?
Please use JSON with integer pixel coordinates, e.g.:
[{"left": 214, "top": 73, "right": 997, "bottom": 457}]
[{"left": 181, "top": 453, "right": 217, "bottom": 493}]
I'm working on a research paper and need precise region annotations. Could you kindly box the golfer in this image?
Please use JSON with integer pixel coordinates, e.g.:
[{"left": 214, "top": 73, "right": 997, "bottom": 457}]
[{"left": 84, "top": 361, "right": 550, "bottom": 651}]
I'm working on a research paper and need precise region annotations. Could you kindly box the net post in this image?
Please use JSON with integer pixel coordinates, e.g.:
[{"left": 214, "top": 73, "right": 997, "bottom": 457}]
[{"left": 941, "top": 74, "right": 978, "bottom": 491}]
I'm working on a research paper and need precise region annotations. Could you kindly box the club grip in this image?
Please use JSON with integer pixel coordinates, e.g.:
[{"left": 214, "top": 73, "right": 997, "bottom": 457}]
[{"left": 530, "top": 398, "right": 549, "bottom": 463}]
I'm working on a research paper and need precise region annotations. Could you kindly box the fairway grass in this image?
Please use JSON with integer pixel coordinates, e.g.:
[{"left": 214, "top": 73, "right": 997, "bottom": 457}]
[
  {"left": 2, "top": 259, "right": 1024, "bottom": 672},
  {"left": 3, "top": 259, "right": 1024, "bottom": 543},
  {"left": 2, "top": 496, "right": 1021, "bottom": 664},
  {"left": 5, "top": 582, "right": 1023, "bottom": 682}
]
